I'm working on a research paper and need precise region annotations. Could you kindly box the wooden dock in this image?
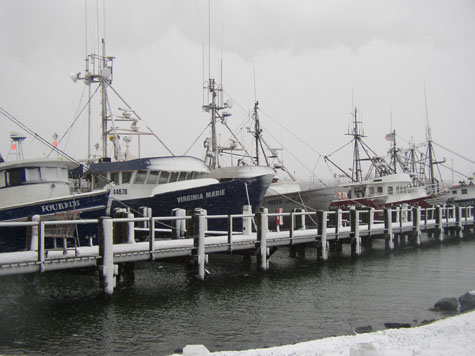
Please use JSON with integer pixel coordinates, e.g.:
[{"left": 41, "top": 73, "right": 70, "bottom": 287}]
[{"left": 0, "top": 205, "right": 474, "bottom": 295}]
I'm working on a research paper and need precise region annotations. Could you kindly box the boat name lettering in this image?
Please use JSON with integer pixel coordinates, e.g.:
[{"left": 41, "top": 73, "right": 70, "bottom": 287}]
[
  {"left": 41, "top": 200, "right": 80, "bottom": 213},
  {"left": 205, "top": 189, "right": 225, "bottom": 198},
  {"left": 176, "top": 189, "right": 226, "bottom": 203},
  {"left": 267, "top": 199, "right": 282, "bottom": 205},
  {"left": 177, "top": 193, "right": 204, "bottom": 203}
]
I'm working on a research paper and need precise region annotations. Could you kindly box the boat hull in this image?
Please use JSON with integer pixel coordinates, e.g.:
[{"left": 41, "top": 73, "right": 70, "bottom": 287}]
[
  {"left": 110, "top": 175, "right": 273, "bottom": 231},
  {"left": 0, "top": 190, "right": 110, "bottom": 252},
  {"left": 329, "top": 194, "right": 434, "bottom": 210}
]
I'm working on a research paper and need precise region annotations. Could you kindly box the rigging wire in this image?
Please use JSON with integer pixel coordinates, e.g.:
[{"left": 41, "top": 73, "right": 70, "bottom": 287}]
[
  {"left": 105, "top": 82, "right": 175, "bottom": 156},
  {"left": 433, "top": 141, "right": 475, "bottom": 165},
  {"left": 183, "top": 122, "right": 211, "bottom": 155},
  {"left": 47, "top": 84, "right": 101, "bottom": 157},
  {"left": 0, "top": 106, "right": 81, "bottom": 165}
]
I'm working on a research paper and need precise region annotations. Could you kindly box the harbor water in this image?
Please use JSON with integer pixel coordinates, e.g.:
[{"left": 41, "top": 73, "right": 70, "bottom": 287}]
[{"left": 0, "top": 233, "right": 474, "bottom": 356}]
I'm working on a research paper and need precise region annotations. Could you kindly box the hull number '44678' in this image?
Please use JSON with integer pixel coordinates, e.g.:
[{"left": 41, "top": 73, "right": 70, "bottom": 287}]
[{"left": 113, "top": 188, "right": 128, "bottom": 195}]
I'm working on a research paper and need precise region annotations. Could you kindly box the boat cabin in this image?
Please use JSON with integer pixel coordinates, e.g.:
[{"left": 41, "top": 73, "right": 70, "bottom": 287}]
[
  {"left": 0, "top": 159, "right": 78, "bottom": 208},
  {"left": 85, "top": 156, "right": 211, "bottom": 191},
  {"left": 344, "top": 173, "right": 414, "bottom": 199}
]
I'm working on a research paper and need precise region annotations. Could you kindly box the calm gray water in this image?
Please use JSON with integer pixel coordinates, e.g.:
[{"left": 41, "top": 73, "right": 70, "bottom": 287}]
[{"left": 0, "top": 233, "right": 474, "bottom": 356}]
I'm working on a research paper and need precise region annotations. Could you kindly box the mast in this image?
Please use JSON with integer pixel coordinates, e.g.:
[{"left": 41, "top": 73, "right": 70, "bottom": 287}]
[
  {"left": 349, "top": 108, "right": 363, "bottom": 182},
  {"left": 253, "top": 101, "right": 261, "bottom": 165},
  {"left": 101, "top": 39, "right": 108, "bottom": 158}
]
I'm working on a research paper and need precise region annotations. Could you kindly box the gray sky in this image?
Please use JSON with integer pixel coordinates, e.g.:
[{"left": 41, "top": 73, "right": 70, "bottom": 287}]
[{"left": 1, "top": 0, "right": 474, "bottom": 183}]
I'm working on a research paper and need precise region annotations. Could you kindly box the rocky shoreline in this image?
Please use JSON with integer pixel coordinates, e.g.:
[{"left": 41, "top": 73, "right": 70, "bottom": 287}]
[{"left": 352, "top": 290, "right": 475, "bottom": 334}]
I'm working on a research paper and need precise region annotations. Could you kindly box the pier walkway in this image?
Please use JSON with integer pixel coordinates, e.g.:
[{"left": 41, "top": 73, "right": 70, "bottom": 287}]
[{"left": 0, "top": 205, "right": 473, "bottom": 294}]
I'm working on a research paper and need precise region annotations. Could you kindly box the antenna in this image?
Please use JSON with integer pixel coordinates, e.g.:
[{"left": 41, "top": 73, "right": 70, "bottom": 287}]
[
  {"left": 220, "top": 22, "right": 224, "bottom": 86},
  {"left": 423, "top": 82, "right": 431, "bottom": 141},
  {"left": 208, "top": 0, "right": 211, "bottom": 80}
]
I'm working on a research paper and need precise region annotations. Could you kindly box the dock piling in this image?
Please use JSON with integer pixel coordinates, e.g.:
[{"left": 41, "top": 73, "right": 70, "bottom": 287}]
[
  {"left": 351, "top": 209, "right": 361, "bottom": 256},
  {"left": 256, "top": 207, "right": 269, "bottom": 271},
  {"left": 192, "top": 208, "right": 207, "bottom": 281},
  {"left": 384, "top": 208, "right": 394, "bottom": 250},
  {"left": 98, "top": 217, "right": 116, "bottom": 295}
]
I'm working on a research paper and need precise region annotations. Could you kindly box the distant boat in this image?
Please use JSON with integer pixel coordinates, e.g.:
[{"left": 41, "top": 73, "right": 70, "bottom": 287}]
[
  {"left": 200, "top": 95, "right": 336, "bottom": 217},
  {"left": 326, "top": 108, "right": 436, "bottom": 210},
  {"left": 445, "top": 179, "right": 475, "bottom": 207},
  {"left": 201, "top": 79, "right": 275, "bottom": 196},
  {"left": 329, "top": 173, "right": 433, "bottom": 210}
]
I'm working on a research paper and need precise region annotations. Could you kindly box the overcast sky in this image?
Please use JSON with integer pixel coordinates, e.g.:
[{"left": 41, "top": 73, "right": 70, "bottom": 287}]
[{"left": 1, "top": 0, "right": 474, "bottom": 183}]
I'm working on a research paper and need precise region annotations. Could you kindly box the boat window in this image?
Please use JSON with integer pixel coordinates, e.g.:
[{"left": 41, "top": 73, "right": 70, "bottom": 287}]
[
  {"left": 169, "top": 172, "right": 179, "bottom": 182},
  {"left": 146, "top": 170, "right": 160, "bottom": 184},
  {"left": 377, "top": 186, "right": 383, "bottom": 194},
  {"left": 158, "top": 171, "right": 169, "bottom": 184},
  {"left": 388, "top": 186, "right": 393, "bottom": 195},
  {"left": 134, "top": 170, "right": 147, "bottom": 184},
  {"left": 7, "top": 169, "right": 26, "bottom": 186},
  {"left": 396, "top": 186, "right": 400, "bottom": 194},
  {"left": 110, "top": 172, "right": 120, "bottom": 185},
  {"left": 177, "top": 172, "right": 187, "bottom": 181},
  {"left": 93, "top": 174, "right": 108, "bottom": 189},
  {"left": 59, "top": 167, "right": 68, "bottom": 181},
  {"left": 452, "top": 190, "right": 457, "bottom": 195},
  {"left": 190, "top": 172, "right": 202, "bottom": 180},
  {"left": 122, "top": 171, "right": 132, "bottom": 184},
  {"left": 461, "top": 188, "right": 468, "bottom": 195},
  {"left": 368, "top": 187, "right": 375, "bottom": 195},
  {"left": 0, "top": 172, "right": 5, "bottom": 188},
  {"left": 26, "top": 168, "right": 41, "bottom": 182}
]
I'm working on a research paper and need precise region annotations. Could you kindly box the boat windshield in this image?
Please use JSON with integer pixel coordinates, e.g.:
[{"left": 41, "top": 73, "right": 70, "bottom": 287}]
[
  {"left": 0, "top": 166, "right": 68, "bottom": 188},
  {"left": 91, "top": 169, "right": 205, "bottom": 188}
]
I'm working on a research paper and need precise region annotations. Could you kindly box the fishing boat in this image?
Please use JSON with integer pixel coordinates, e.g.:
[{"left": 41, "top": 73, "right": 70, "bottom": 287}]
[
  {"left": 200, "top": 79, "right": 275, "bottom": 190},
  {"left": 325, "top": 108, "right": 435, "bottom": 210},
  {"left": 330, "top": 173, "right": 432, "bottom": 210},
  {"left": 199, "top": 93, "right": 336, "bottom": 219},
  {"left": 70, "top": 40, "right": 271, "bottom": 230},
  {"left": 0, "top": 133, "right": 109, "bottom": 252},
  {"left": 446, "top": 178, "right": 475, "bottom": 206}
]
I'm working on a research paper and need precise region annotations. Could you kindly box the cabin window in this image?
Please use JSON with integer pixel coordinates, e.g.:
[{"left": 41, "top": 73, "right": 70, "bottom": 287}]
[
  {"left": 177, "top": 172, "right": 187, "bottom": 181},
  {"left": 93, "top": 174, "right": 108, "bottom": 189},
  {"left": 26, "top": 168, "right": 41, "bottom": 182},
  {"left": 110, "top": 172, "right": 120, "bottom": 185},
  {"left": 369, "top": 187, "right": 375, "bottom": 195},
  {"left": 169, "top": 172, "right": 179, "bottom": 182},
  {"left": 461, "top": 188, "right": 468, "bottom": 195},
  {"left": 396, "top": 186, "right": 400, "bottom": 194},
  {"left": 377, "top": 186, "right": 383, "bottom": 194},
  {"left": 158, "top": 171, "right": 169, "bottom": 184},
  {"left": 59, "top": 167, "right": 68, "bottom": 180},
  {"left": 146, "top": 170, "right": 160, "bottom": 184},
  {"left": 0, "top": 172, "right": 5, "bottom": 188},
  {"left": 122, "top": 171, "right": 132, "bottom": 184},
  {"left": 7, "top": 169, "right": 26, "bottom": 186},
  {"left": 41, "top": 167, "right": 59, "bottom": 181},
  {"left": 388, "top": 186, "right": 393, "bottom": 195},
  {"left": 134, "top": 170, "right": 147, "bottom": 184},
  {"left": 452, "top": 190, "right": 457, "bottom": 195}
]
